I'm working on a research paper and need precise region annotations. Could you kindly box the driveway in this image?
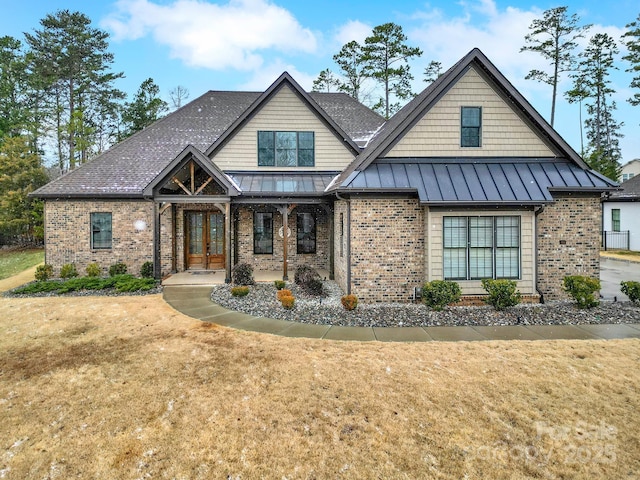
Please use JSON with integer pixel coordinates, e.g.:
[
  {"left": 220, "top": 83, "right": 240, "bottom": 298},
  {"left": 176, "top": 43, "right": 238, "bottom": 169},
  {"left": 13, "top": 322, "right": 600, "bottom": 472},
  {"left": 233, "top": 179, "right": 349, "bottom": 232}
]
[{"left": 600, "top": 257, "right": 640, "bottom": 301}]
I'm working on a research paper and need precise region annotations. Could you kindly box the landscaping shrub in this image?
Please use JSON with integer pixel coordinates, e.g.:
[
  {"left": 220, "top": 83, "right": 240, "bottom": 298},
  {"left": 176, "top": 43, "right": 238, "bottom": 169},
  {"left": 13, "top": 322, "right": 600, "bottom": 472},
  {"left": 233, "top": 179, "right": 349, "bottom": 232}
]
[
  {"left": 621, "top": 281, "right": 640, "bottom": 305},
  {"left": 481, "top": 279, "right": 521, "bottom": 311},
  {"left": 86, "top": 263, "right": 101, "bottom": 277},
  {"left": 60, "top": 263, "right": 78, "bottom": 279},
  {"left": 563, "top": 275, "right": 600, "bottom": 309},
  {"left": 12, "top": 274, "right": 158, "bottom": 295},
  {"left": 277, "top": 289, "right": 292, "bottom": 301},
  {"left": 274, "top": 280, "right": 286, "bottom": 290},
  {"left": 294, "top": 265, "right": 323, "bottom": 295},
  {"left": 231, "top": 286, "right": 250, "bottom": 297},
  {"left": 34, "top": 264, "right": 53, "bottom": 281},
  {"left": 280, "top": 294, "right": 295, "bottom": 309},
  {"left": 232, "top": 263, "right": 254, "bottom": 285},
  {"left": 341, "top": 294, "right": 358, "bottom": 311},
  {"left": 140, "top": 261, "right": 154, "bottom": 278},
  {"left": 109, "top": 262, "right": 127, "bottom": 277},
  {"left": 422, "top": 280, "right": 461, "bottom": 311}
]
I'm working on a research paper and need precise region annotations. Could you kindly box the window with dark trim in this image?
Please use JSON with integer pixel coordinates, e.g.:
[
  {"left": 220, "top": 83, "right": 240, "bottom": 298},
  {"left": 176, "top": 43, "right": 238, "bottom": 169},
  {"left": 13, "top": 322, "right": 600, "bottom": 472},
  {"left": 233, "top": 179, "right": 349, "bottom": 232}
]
[
  {"left": 443, "top": 216, "right": 520, "bottom": 280},
  {"left": 297, "top": 212, "right": 316, "bottom": 254},
  {"left": 257, "top": 131, "right": 315, "bottom": 167},
  {"left": 339, "top": 212, "right": 344, "bottom": 258},
  {"left": 253, "top": 212, "right": 273, "bottom": 254},
  {"left": 91, "top": 212, "right": 112, "bottom": 249},
  {"left": 612, "top": 209, "right": 621, "bottom": 232},
  {"left": 461, "top": 106, "right": 481, "bottom": 147}
]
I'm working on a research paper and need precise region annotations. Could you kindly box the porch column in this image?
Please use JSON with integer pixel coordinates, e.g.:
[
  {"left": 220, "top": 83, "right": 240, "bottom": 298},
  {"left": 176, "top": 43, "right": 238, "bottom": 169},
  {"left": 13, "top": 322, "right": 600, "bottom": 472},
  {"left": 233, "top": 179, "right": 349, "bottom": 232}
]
[
  {"left": 321, "top": 203, "right": 334, "bottom": 280},
  {"left": 153, "top": 201, "right": 161, "bottom": 280},
  {"left": 277, "top": 204, "right": 293, "bottom": 281},
  {"left": 225, "top": 202, "right": 231, "bottom": 283}
]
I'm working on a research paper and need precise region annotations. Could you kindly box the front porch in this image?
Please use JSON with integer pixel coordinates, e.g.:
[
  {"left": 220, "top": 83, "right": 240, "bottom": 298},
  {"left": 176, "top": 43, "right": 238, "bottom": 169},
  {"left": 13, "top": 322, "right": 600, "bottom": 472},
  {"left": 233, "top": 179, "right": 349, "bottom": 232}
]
[{"left": 162, "top": 268, "right": 332, "bottom": 286}]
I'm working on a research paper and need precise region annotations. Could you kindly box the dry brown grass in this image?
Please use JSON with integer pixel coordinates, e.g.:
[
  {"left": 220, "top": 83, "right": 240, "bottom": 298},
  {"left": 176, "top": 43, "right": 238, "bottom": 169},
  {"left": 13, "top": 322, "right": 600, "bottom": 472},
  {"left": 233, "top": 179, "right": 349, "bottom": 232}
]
[{"left": 1, "top": 292, "right": 639, "bottom": 479}]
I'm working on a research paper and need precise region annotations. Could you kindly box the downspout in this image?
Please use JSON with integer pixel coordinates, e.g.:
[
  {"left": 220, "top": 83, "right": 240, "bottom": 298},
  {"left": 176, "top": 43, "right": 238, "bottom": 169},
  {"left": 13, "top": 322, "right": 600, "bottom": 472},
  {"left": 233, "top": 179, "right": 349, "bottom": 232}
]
[
  {"left": 534, "top": 205, "right": 544, "bottom": 304},
  {"left": 335, "top": 191, "right": 351, "bottom": 295}
]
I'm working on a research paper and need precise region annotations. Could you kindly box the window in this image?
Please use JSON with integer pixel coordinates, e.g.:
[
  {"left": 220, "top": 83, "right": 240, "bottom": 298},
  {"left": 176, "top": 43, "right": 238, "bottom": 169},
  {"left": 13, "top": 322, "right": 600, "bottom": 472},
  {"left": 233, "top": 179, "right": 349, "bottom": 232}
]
[
  {"left": 339, "top": 212, "right": 344, "bottom": 258},
  {"left": 461, "top": 106, "right": 481, "bottom": 147},
  {"left": 612, "top": 209, "right": 621, "bottom": 232},
  {"left": 91, "top": 212, "right": 112, "bottom": 249},
  {"left": 297, "top": 212, "right": 316, "bottom": 254},
  {"left": 257, "top": 131, "right": 314, "bottom": 167},
  {"left": 443, "top": 216, "right": 520, "bottom": 280},
  {"left": 622, "top": 173, "right": 635, "bottom": 181},
  {"left": 253, "top": 212, "right": 273, "bottom": 254}
]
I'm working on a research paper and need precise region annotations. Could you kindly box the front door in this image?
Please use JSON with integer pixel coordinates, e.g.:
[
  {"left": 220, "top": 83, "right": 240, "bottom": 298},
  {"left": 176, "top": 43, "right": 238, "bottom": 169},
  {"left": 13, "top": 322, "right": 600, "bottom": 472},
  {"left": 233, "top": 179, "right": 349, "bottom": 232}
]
[{"left": 186, "top": 211, "right": 225, "bottom": 269}]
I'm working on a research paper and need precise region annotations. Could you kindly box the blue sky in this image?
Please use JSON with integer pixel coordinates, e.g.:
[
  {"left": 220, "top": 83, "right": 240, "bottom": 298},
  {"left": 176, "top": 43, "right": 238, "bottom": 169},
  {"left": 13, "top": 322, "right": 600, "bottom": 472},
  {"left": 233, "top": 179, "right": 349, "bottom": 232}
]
[{"left": 2, "top": 0, "right": 639, "bottom": 164}]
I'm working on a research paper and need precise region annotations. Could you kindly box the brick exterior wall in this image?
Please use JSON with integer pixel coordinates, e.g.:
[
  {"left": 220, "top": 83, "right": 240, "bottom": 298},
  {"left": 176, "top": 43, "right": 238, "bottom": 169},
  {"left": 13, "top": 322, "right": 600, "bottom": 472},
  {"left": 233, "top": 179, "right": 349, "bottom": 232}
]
[
  {"left": 235, "top": 205, "right": 330, "bottom": 276},
  {"left": 333, "top": 200, "right": 349, "bottom": 294},
  {"left": 44, "top": 199, "right": 154, "bottom": 277},
  {"left": 536, "top": 193, "right": 601, "bottom": 301},
  {"left": 348, "top": 197, "right": 425, "bottom": 302}
]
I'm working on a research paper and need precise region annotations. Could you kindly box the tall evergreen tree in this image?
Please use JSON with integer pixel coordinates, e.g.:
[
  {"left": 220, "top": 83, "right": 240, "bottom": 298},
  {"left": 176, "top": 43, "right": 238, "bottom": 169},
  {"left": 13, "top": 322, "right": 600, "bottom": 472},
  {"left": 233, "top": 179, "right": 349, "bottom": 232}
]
[
  {"left": 24, "top": 10, "right": 124, "bottom": 171},
  {"left": 423, "top": 61, "right": 443, "bottom": 84},
  {"left": 0, "top": 36, "right": 31, "bottom": 138},
  {"left": 169, "top": 85, "right": 190, "bottom": 110},
  {"left": 361, "top": 23, "right": 422, "bottom": 119},
  {"left": 312, "top": 69, "right": 340, "bottom": 93},
  {"left": 120, "top": 78, "right": 168, "bottom": 139},
  {"left": 622, "top": 13, "right": 640, "bottom": 108},
  {"left": 333, "top": 41, "right": 368, "bottom": 102},
  {"left": 566, "top": 33, "right": 623, "bottom": 180},
  {"left": 520, "top": 6, "right": 590, "bottom": 126}
]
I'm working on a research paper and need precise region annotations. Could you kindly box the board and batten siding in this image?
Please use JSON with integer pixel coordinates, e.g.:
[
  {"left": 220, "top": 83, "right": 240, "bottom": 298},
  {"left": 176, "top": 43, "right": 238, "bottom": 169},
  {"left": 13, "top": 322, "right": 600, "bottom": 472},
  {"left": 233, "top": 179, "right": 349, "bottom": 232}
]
[
  {"left": 212, "top": 86, "right": 356, "bottom": 171},
  {"left": 426, "top": 208, "right": 536, "bottom": 296},
  {"left": 387, "top": 67, "right": 555, "bottom": 158}
]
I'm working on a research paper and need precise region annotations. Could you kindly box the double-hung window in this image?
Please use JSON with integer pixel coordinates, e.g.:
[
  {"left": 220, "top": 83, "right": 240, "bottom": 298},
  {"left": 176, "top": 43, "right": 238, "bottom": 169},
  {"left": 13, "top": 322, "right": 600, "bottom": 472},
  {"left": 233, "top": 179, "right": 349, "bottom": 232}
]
[
  {"left": 612, "top": 209, "right": 621, "bottom": 232},
  {"left": 258, "top": 131, "right": 315, "bottom": 167},
  {"left": 461, "top": 106, "right": 481, "bottom": 147},
  {"left": 91, "top": 212, "right": 112, "bottom": 249},
  {"left": 443, "top": 216, "right": 520, "bottom": 280},
  {"left": 253, "top": 212, "right": 273, "bottom": 254}
]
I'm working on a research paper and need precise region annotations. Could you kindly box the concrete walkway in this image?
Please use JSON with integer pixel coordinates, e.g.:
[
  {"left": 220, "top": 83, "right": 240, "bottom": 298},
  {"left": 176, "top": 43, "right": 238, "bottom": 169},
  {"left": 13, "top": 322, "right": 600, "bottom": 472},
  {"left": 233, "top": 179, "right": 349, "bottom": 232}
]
[{"left": 163, "top": 285, "right": 640, "bottom": 342}]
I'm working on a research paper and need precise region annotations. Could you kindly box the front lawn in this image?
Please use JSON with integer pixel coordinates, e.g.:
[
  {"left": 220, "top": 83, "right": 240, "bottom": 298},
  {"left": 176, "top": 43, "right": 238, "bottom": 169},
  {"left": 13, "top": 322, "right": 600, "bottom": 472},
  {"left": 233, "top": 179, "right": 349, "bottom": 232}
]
[
  {"left": 0, "top": 247, "right": 44, "bottom": 280},
  {"left": 0, "top": 294, "right": 638, "bottom": 478}
]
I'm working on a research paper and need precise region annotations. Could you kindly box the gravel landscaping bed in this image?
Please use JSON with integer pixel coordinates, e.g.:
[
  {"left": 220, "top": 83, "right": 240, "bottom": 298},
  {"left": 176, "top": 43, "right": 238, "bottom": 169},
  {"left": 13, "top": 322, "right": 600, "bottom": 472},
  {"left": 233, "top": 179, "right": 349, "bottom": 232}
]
[{"left": 211, "top": 281, "right": 640, "bottom": 327}]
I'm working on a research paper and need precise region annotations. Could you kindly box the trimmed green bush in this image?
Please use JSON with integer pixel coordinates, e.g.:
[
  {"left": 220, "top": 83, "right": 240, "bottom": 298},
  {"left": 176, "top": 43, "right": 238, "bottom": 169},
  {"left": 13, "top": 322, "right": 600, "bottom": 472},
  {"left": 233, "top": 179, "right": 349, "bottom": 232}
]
[
  {"left": 60, "top": 263, "right": 78, "bottom": 279},
  {"left": 109, "top": 262, "right": 127, "bottom": 277},
  {"left": 86, "top": 263, "right": 101, "bottom": 277},
  {"left": 481, "top": 279, "right": 522, "bottom": 311},
  {"left": 140, "top": 261, "right": 154, "bottom": 278},
  {"left": 563, "top": 275, "right": 600, "bottom": 309},
  {"left": 12, "top": 274, "right": 158, "bottom": 295},
  {"left": 422, "top": 280, "right": 461, "bottom": 311},
  {"left": 341, "top": 294, "right": 358, "bottom": 311},
  {"left": 232, "top": 263, "right": 254, "bottom": 285},
  {"left": 621, "top": 281, "right": 640, "bottom": 305},
  {"left": 231, "top": 286, "right": 250, "bottom": 297},
  {"left": 274, "top": 280, "right": 286, "bottom": 290},
  {"left": 34, "top": 264, "right": 53, "bottom": 281}
]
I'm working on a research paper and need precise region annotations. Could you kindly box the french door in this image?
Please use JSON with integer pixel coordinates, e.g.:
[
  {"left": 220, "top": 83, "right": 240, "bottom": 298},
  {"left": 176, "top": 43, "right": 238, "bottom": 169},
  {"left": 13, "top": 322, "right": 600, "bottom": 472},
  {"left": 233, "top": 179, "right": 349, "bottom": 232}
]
[{"left": 186, "top": 211, "right": 225, "bottom": 269}]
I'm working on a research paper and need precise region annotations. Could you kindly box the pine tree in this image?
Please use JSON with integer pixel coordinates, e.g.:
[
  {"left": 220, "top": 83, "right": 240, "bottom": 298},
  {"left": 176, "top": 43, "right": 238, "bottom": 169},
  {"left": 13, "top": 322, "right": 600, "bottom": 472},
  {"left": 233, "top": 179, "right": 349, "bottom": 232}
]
[
  {"left": 423, "top": 61, "right": 442, "bottom": 84},
  {"left": 622, "top": 13, "right": 640, "bottom": 107},
  {"left": 333, "top": 41, "right": 367, "bottom": 101},
  {"left": 312, "top": 69, "right": 340, "bottom": 93},
  {"left": 361, "top": 23, "right": 422, "bottom": 119},
  {"left": 520, "top": 6, "right": 590, "bottom": 126},
  {"left": 120, "top": 78, "right": 168, "bottom": 139}
]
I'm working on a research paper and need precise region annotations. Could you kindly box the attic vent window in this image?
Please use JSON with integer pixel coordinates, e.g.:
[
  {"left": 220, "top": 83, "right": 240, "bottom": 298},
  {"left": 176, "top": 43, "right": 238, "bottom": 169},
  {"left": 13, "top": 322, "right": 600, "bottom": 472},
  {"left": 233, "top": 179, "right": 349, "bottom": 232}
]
[
  {"left": 258, "top": 131, "right": 314, "bottom": 167},
  {"left": 461, "top": 106, "right": 481, "bottom": 147}
]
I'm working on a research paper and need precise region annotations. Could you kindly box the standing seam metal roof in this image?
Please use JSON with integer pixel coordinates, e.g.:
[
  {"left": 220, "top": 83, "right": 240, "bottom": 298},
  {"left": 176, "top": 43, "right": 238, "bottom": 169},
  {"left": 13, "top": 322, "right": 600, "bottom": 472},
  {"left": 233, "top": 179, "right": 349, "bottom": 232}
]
[{"left": 341, "top": 158, "right": 616, "bottom": 204}]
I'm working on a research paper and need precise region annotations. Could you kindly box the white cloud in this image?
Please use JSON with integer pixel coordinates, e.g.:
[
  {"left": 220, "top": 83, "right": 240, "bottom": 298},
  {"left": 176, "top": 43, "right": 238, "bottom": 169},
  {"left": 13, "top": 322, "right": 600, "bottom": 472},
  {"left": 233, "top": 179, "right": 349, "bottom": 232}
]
[
  {"left": 238, "top": 58, "right": 316, "bottom": 90},
  {"left": 102, "top": 0, "right": 317, "bottom": 71},
  {"left": 333, "top": 20, "right": 372, "bottom": 46}
]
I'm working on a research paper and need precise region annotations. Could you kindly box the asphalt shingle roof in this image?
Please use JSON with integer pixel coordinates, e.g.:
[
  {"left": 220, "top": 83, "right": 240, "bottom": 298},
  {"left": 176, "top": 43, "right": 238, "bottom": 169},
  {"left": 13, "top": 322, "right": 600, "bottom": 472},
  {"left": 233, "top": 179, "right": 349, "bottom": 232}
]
[
  {"left": 606, "top": 173, "right": 640, "bottom": 200},
  {"left": 33, "top": 90, "right": 383, "bottom": 198}
]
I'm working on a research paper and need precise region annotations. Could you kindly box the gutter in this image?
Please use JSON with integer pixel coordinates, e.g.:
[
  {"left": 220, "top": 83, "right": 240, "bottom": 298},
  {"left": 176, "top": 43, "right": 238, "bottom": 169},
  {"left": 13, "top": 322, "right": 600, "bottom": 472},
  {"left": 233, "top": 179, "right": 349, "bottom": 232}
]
[{"left": 335, "top": 191, "right": 351, "bottom": 295}]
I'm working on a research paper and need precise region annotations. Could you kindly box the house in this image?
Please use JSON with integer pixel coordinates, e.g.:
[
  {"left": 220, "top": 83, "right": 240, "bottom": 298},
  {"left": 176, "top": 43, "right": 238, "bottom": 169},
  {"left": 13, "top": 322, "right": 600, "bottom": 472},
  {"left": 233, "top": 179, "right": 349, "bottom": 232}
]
[
  {"left": 33, "top": 48, "right": 617, "bottom": 303},
  {"left": 602, "top": 174, "right": 640, "bottom": 251},
  {"left": 620, "top": 159, "right": 640, "bottom": 182}
]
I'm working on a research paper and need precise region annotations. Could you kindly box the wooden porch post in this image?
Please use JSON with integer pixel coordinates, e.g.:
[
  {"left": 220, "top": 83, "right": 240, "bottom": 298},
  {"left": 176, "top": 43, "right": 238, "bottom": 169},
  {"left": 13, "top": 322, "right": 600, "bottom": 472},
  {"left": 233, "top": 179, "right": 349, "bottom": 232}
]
[
  {"left": 225, "top": 202, "right": 231, "bottom": 283},
  {"left": 282, "top": 205, "right": 289, "bottom": 281}
]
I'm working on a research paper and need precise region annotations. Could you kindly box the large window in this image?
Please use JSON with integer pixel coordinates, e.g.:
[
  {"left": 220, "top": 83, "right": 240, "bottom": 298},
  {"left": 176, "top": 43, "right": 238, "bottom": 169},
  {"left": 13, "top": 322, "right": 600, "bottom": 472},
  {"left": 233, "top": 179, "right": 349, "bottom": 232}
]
[
  {"left": 297, "top": 213, "right": 316, "bottom": 254},
  {"left": 258, "top": 131, "right": 314, "bottom": 167},
  {"left": 91, "top": 212, "right": 112, "bottom": 249},
  {"left": 443, "top": 216, "right": 520, "bottom": 280},
  {"left": 253, "top": 212, "right": 273, "bottom": 254},
  {"left": 461, "top": 106, "right": 481, "bottom": 147},
  {"left": 612, "top": 209, "right": 621, "bottom": 232}
]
